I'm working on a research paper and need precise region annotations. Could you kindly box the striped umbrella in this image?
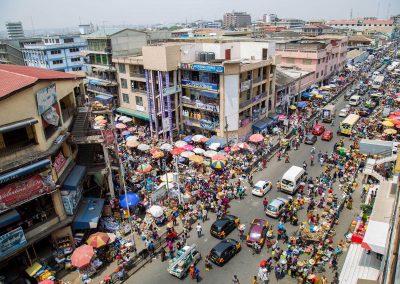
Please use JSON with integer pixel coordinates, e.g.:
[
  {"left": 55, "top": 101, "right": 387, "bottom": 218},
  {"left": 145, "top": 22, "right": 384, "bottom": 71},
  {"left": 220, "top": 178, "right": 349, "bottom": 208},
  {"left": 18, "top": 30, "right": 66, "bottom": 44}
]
[
  {"left": 137, "top": 164, "right": 152, "bottom": 173},
  {"left": 211, "top": 160, "right": 226, "bottom": 169},
  {"left": 86, "top": 232, "right": 110, "bottom": 248}
]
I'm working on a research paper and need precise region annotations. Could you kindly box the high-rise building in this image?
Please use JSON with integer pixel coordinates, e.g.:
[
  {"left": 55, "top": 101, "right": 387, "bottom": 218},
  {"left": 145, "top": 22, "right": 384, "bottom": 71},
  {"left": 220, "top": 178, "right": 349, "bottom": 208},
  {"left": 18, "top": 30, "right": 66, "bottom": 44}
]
[
  {"left": 5, "top": 21, "right": 25, "bottom": 39},
  {"left": 223, "top": 12, "right": 252, "bottom": 28},
  {"left": 0, "top": 40, "right": 24, "bottom": 65},
  {"left": 263, "top": 14, "right": 278, "bottom": 23}
]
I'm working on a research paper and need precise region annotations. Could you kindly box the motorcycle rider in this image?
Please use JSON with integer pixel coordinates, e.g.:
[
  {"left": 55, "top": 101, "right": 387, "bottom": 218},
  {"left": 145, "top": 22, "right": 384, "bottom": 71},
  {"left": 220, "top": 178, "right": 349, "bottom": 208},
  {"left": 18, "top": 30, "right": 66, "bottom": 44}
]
[{"left": 303, "top": 161, "right": 307, "bottom": 170}]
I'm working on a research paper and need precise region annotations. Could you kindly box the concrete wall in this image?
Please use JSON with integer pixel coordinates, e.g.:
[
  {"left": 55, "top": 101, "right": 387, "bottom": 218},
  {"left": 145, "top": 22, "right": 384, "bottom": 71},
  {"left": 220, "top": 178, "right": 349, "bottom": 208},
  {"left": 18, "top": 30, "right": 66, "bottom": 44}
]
[
  {"left": 111, "top": 30, "right": 147, "bottom": 56},
  {"left": 224, "top": 74, "right": 240, "bottom": 131},
  {"left": 142, "top": 45, "right": 180, "bottom": 71}
]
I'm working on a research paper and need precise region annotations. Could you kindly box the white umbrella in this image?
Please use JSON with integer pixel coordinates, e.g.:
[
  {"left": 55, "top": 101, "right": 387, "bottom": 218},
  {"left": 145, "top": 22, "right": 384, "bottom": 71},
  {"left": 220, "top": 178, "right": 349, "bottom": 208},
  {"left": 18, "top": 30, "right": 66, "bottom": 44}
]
[
  {"left": 160, "top": 143, "right": 173, "bottom": 151},
  {"left": 120, "top": 117, "right": 133, "bottom": 123},
  {"left": 137, "top": 144, "right": 150, "bottom": 151},
  {"left": 204, "top": 150, "right": 218, "bottom": 158},
  {"left": 126, "top": 135, "right": 138, "bottom": 141},
  {"left": 193, "top": 147, "right": 205, "bottom": 155},
  {"left": 160, "top": 172, "right": 175, "bottom": 182},
  {"left": 175, "top": 140, "right": 187, "bottom": 148},
  {"left": 180, "top": 151, "right": 195, "bottom": 158},
  {"left": 192, "top": 134, "right": 206, "bottom": 142},
  {"left": 148, "top": 205, "right": 164, "bottom": 218},
  {"left": 208, "top": 142, "right": 220, "bottom": 150},
  {"left": 118, "top": 116, "right": 129, "bottom": 121}
]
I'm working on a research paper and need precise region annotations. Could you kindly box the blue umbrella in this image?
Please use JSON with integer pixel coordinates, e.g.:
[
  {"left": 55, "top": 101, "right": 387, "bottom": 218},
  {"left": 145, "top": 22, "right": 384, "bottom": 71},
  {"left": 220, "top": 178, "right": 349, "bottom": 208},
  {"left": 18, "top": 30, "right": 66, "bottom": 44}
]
[
  {"left": 183, "top": 135, "right": 193, "bottom": 142},
  {"left": 119, "top": 193, "right": 140, "bottom": 208},
  {"left": 297, "top": 101, "right": 307, "bottom": 108},
  {"left": 178, "top": 156, "right": 187, "bottom": 163}
]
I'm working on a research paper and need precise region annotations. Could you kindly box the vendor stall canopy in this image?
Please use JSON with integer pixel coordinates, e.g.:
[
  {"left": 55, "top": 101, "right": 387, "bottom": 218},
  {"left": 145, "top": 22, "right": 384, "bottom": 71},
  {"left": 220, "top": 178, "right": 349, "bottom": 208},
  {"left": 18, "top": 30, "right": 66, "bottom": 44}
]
[
  {"left": 63, "top": 165, "right": 87, "bottom": 191},
  {"left": 205, "top": 136, "right": 227, "bottom": 147},
  {"left": 72, "top": 198, "right": 105, "bottom": 230}
]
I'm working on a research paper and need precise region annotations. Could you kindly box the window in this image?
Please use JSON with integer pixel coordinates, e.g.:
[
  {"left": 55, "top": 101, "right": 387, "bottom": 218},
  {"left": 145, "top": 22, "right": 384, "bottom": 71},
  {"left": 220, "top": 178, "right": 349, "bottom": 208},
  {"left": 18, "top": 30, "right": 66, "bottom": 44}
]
[
  {"left": 118, "top": 64, "right": 126, "bottom": 73},
  {"left": 122, "top": 93, "right": 129, "bottom": 103},
  {"left": 72, "top": 67, "right": 82, "bottom": 71},
  {"left": 135, "top": 96, "right": 143, "bottom": 106},
  {"left": 64, "top": 38, "right": 74, "bottom": 43},
  {"left": 318, "top": 59, "right": 321, "bottom": 64},
  {"left": 53, "top": 60, "right": 63, "bottom": 65},
  {"left": 303, "top": 59, "right": 312, "bottom": 65},
  {"left": 120, "top": 78, "right": 128, "bottom": 89},
  {"left": 44, "top": 39, "right": 49, "bottom": 43},
  {"left": 286, "top": 58, "right": 295, "bottom": 64},
  {"left": 69, "top": 48, "right": 79, "bottom": 53},
  {"left": 55, "top": 39, "right": 60, "bottom": 43},
  {"left": 50, "top": 50, "right": 61, "bottom": 55},
  {"left": 316, "top": 72, "right": 319, "bottom": 78},
  {"left": 71, "top": 57, "right": 80, "bottom": 62},
  {"left": 321, "top": 70, "right": 324, "bottom": 75}
]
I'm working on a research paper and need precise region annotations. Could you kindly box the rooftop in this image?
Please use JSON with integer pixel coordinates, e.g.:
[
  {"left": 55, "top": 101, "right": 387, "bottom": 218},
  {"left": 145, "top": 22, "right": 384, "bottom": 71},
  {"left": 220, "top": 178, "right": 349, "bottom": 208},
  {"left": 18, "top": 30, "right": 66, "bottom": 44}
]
[
  {"left": 84, "top": 28, "right": 145, "bottom": 39},
  {"left": 0, "top": 65, "right": 84, "bottom": 100}
]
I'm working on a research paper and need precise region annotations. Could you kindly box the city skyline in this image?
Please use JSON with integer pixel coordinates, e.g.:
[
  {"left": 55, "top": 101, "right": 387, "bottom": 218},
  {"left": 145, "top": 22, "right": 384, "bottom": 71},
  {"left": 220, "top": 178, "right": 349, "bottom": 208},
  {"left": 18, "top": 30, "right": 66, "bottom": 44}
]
[{"left": 0, "top": 0, "right": 399, "bottom": 31}]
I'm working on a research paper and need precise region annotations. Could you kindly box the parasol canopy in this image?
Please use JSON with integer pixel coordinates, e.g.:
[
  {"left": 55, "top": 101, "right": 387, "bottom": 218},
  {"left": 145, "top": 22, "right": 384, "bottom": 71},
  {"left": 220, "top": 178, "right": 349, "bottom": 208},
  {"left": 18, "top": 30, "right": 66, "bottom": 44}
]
[
  {"left": 137, "top": 163, "right": 152, "bottom": 173},
  {"left": 175, "top": 140, "right": 187, "bottom": 148},
  {"left": 148, "top": 205, "right": 164, "bottom": 218},
  {"left": 152, "top": 151, "right": 164, "bottom": 159},
  {"left": 384, "top": 128, "right": 397, "bottom": 135},
  {"left": 237, "top": 142, "right": 249, "bottom": 149},
  {"left": 137, "top": 144, "right": 150, "bottom": 151},
  {"left": 224, "top": 147, "right": 231, "bottom": 153},
  {"left": 183, "top": 135, "right": 193, "bottom": 142},
  {"left": 180, "top": 151, "right": 195, "bottom": 158},
  {"left": 94, "top": 115, "right": 105, "bottom": 121},
  {"left": 170, "top": 147, "right": 185, "bottom": 155},
  {"left": 160, "top": 172, "right": 175, "bottom": 182},
  {"left": 231, "top": 145, "right": 240, "bottom": 152},
  {"left": 189, "top": 154, "right": 204, "bottom": 164},
  {"left": 86, "top": 232, "right": 110, "bottom": 248},
  {"left": 121, "top": 130, "right": 130, "bottom": 136},
  {"left": 248, "top": 133, "right": 264, "bottom": 143},
  {"left": 126, "top": 135, "right": 138, "bottom": 141},
  {"left": 71, "top": 245, "right": 94, "bottom": 268},
  {"left": 289, "top": 105, "right": 297, "bottom": 110},
  {"left": 183, "top": 144, "right": 195, "bottom": 151},
  {"left": 212, "top": 154, "right": 228, "bottom": 161},
  {"left": 126, "top": 140, "right": 140, "bottom": 148},
  {"left": 382, "top": 121, "right": 394, "bottom": 127},
  {"left": 192, "top": 134, "right": 206, "bottom": 142},
  {"left": 119, "top": 192, "right": 141, "bottom": 208},
  {"left": 39, "top": 280, "right": 54, "bottom": 284},
  {"left": 208, "top": 142, "right": 220, "bottom": 150},
  {"left": 204, "top": 150, "right": 218, "bottom": 158},
  {"left": 160, "top": 143, "right": 173, "bottom": 151},
  {"left": 297, "top": 101, "right": 307, "bottom": 108},
  {"left": 211, "top": 160, "right": 226, "bottom": 169},
  {"left": 115, "top": 123, "right": 127, "bottom": 129},
  {"left": 193, "top": 147, "right": 205, "bottom": 155}
]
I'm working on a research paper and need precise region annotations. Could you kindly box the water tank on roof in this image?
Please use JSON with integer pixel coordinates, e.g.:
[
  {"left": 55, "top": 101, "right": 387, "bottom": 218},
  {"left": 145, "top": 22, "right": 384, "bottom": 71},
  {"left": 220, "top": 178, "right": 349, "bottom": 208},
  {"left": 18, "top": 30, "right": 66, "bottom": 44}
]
[
  {"left": 199, "top": 52, "right": 207, "bottom": 62},
  {"left": 205, "top": 52, "right": 215, "bottom": 62}
]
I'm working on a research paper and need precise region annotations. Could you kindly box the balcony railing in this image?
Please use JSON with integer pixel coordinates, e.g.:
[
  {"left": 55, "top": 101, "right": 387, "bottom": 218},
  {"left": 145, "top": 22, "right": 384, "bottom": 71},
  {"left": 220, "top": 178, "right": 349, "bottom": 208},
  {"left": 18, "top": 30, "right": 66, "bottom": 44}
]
[
  {"left": 87, "top": 85, "right": 115, "bottom": 96},
  {"left": 130, "top": 72, "right": 145, "bottom": 78},
  {"left": 252, "top": 77, "right": 263, "bottom": 84},
  {"left": 239, "top": 92, "right": 268, "bottom": 109},
  {"left": 0, "top": 141, "right": 37, "bottom": 158},
  {"left": 131, "top": 88, "right": 146, "bottom": 94}
]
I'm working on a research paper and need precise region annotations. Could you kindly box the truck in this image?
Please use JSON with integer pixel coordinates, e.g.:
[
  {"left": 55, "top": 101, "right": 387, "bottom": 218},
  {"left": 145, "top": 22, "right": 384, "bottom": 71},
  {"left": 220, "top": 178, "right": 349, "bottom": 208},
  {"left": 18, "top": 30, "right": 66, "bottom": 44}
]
[
  {"left": 167, "top": 244, "right": 201, "bottom": 278},
  {"left": 359, "top": 139, "right": 399, "bottom": 156},
  {"left": 372, "top": 75, "right": 384, "bottom": 90},
  {"left": 321, "top": 104, "right": 336, "bottom": 123}
]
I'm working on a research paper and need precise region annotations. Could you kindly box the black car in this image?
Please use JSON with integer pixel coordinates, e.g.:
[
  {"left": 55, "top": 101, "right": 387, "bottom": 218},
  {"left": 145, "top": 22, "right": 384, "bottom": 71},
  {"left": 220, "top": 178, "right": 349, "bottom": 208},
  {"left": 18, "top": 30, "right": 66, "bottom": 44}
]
[
  {"left": 208, "top": 239, "right": 241, "bottom": 266},
  {"left": 304, "top": 134, "right": 317, "bottom": 145},
  {"left": 358, "top": 107, "right": 372, "bottom": 117},
  {"left": 210, "top": 215, "right": 240, "bottom": 238}
]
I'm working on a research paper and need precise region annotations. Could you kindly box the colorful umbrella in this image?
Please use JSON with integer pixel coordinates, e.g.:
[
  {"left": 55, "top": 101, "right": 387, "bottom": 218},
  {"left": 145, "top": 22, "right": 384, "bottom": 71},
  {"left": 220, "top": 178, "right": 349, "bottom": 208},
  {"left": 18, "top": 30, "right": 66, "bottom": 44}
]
[
  {"left": 231, "top": 145, "right": 240, "bottom": 152},
  {"left": 180, "top": 151, "right": 195, "bottom": 158},
  {"left": 39, "top": 280, "right": 54, "bottom": 284},
  {"left": 211, "top": 160, "right": 226, "bottom": 169},
  {"left": 249, "top": 133, "right": 264, "bottom": 143},
  {"left": 119, "top": 192, "right": 141, "bottom": 208},
  {"left": 183, "top": 135, "right": 193, "bottom": 142},
  {"left": 384, "top": 128, "right": 397, "bottom": 135},
  {"left": 86, "top": 232, "right": 110, "bottom": 248},
  {"left": 315, "top": 94, "right": 323, "bottom": 99},
  {"left": 204, "top": 150, "right": 218, "bottom": 158},
  {"left": 71, "top": 245, "right": 94, "bottom": 268},
  {"left": 237, "top": 142, "right": 249, "bottom": 149},
  {"left": 121, "top": 130, "right": 130, "bottom": 136},
  {"left": 200, "top": 137, "right": 209, "bottom": 143},
  {"left": 160, "top": 143, "right": 173, "bottom": 151},
  {"left": 192, "top": 134, "right": 206, "bottom": 142},
  {"left": 115, "top": 123, "right": 127, "bottom": 129},
  {"left": 183, "top": 144, "right": 195, "bottom": 151},
  {"left": 289, "top": 105, "right": 297, "bottom": 110},
  {"left": 97, "top": 119, "right": 108, "bottom": 125},
  {"left": 193, "top": 147, "right": 205, "bottom": 155},
  {"left": 382, "top": 121, "right": 394, "bottom": 127},
  {"left": 278, "top": 114, "right": 286, "bottom": 120},
  {"left": 170, "top": 148, "right": 185, "bottom": 155},
  {"left": 208, "top": 143, "right": 220, "bottom": 150},
  {"left": 396, "top": 124, "right": 400, "bottom": 130},
  {"left": 126, "top": 140, "right": 140, "bottom": 148},
  {"left": 94, "top": 115, "right": 105, "bottom": 121},
  {"left": 148, "top": 205, "right": 164, "bottom": 218},
  {"left": 212, "top": 154, "right": 228, "bottom": 161},
  {"left": 189, "top": 154, "right": 204, "bottom": 164},
  {"left": 224, "top": 147, "right": 231, "bottom": 153},
  {"left": 152, "top": 151, "right": 164, "bottom": 159},
  {"left": 175, "top": 140, "right": 187, "bottom": 148},
  {"left": 137, "top": 164, "right": 152, "bottom": 173},
  {"left": 137, "top": 144, "right": 150, "bottom": 151},
  {"left": 126, "top": 135, "right": 138, "bottom": 141},
  {"left": 106, "top": 233, "right": 116, "bottom": 243}
]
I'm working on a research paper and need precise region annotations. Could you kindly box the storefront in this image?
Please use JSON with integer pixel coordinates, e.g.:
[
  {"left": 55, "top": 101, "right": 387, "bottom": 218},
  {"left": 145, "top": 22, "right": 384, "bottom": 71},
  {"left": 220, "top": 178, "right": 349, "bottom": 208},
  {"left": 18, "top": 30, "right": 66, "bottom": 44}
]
[{"left": 60, "top": 165, "right": 87, "bottom": 215}]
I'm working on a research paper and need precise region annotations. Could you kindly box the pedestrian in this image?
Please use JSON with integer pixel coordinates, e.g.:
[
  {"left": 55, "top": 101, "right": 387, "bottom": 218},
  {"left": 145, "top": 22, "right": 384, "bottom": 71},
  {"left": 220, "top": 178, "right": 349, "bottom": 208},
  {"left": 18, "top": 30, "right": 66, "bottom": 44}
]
[
  {"left": 196, "top": 223, "right": 202, "bottom": 238},
  {"left": 252, "top": 276, "right": 259, "bottom": 284},
  {"left": 232, "top": 275, "right": 240, "bottom": 284},
  {"left": 263, "top": 198, "right": 269, "bottom": 211}
]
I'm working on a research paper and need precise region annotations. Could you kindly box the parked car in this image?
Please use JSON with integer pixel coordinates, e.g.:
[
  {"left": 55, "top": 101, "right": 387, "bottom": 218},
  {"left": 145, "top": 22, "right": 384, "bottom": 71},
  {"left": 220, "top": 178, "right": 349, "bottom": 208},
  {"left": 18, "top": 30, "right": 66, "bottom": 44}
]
[
  {"left": 210, "top": 215, "right": 240, "bottom": 239},
  {"left": 251, "top": 180, "right": 273, "bottom": 197},
  {"left": 208, "top": 239, "right": 241, "bottom": 266},
  {"left": 338, "top": 107, "right": 349, "bottom": 117},
  {"left": 344, "top": 91, "right": 354, "bottom": 101},
  {"left": 246, "top": 218, "right": 269, "bottom": 247},
  {"left": 321, "top": 130, "right": 333, "bottom": 141},
  {"left": 265, "top": 198, "right": 288, "bottom": 218},
  {"left": 312, "top": 124, "right": 325, "bottom": 135},
  {"left": 304, "top": 134, "right": 317, "bottom": 145}
]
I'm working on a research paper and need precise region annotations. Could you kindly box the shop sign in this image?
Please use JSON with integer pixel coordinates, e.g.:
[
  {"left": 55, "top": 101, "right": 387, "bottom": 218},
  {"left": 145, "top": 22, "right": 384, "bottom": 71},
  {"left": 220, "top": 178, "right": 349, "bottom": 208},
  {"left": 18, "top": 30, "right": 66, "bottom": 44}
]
[
  {"left": 181, "top": 80, "right": 219, "bottom": 91},
  {"left": 180, "top": 63, "right": 224, "bottom": 73},
  {"left": 136, "top": 105, "right": 145, "bottom": 112},
  {"left": 102, "top": 130, "right": 114, "bottom": 145},
  {"left": 36, "top": 83, "right": 57, "bottom": 115},
  {"left": 195, "top": 101, "right": 219, "bottom": 112},
  {"left": 163, "top": 85, "right": 181, "bottom": 96},
  {"left": 53, "top": 151, "right": 67, "bottom": 174},
  {"left": 200, "top": 119, "right": 217, "bottom": 130},
  {"left": 0, "top": 175, "right": 54, "bottom": 212},
  {"left": 240, "top": 79, "right": 252, "bottom": 92},
  {"left": 0, "top": 227, "right": 27, "bottom": 259}
]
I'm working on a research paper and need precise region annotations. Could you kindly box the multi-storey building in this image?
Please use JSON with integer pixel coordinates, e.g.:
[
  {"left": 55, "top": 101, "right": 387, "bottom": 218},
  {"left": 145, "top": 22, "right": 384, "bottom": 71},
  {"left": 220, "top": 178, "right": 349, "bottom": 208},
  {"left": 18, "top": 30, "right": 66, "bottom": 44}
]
[
  {"left": 22, "top": 35, "right": 88, "bottom": 72},
  {"left": 5, "top": 21, "right": 25, "bottom": 39},
  {"left": 223, "top": 12, "right": 252, "bottom": 29},
  {"left": 274, "top": 19, "right": 305, "bottom": 29},
  {"left": 302, "top": 24, "right": 333, "bottom": 36},
  {"left": 263, "top": 14, "right": 278, "bottom": 23},
  {"left": 113, "top": 38, "right": 277, "bottom": 141},
  {"left": 0, "top": 40, "right": 24, "bottom": 65},
  {"left": 0, "top": 65, "right": 88, "bottom": 281},
  {"left": 326, "top": 18, "right": 395, "bottom": 33},
  {"left": 275, "top": 35, "right": 348, "bottom": 85}
]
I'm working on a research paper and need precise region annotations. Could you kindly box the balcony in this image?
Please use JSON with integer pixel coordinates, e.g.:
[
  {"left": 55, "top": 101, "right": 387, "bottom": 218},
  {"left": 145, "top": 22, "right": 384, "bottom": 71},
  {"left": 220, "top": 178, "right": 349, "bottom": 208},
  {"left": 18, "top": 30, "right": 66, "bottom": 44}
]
[
  {"left": 252, "top": 77, "right": 263, "bottom": 84},
  {"left": 130, "top": 72, "right": 146, "bottom": 78},
  {"left": 86, "top": 73, "right": 117, "bottom": 86},
  {"left": 0, "top": 141, "right": 37, "bottom": 159},
  {"left": 87, "top": 85, "right": 115, "bottom": 97},
  {"left": 239, "top": 92, "right": 268, "bottom": 110},
  {"left": 181, "top": 98, "right": 220, "bottom": 113},
  {"left": 181, "top": 80, "right": 219, "bottom": 92},
  {"left": 131, "top": 88, "right": 147, "bottom": 94},
  {"left": 183, "top": 117, "right": 220, "bottom": 130}
]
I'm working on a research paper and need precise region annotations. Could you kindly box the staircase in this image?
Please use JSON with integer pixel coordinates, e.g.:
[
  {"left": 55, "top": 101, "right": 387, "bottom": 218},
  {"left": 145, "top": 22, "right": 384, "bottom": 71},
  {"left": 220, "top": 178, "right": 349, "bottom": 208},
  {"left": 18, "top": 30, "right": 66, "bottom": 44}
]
[
  {"left": 71, "top": 107, "right": 89, "bottom": 137},
  {"left": 363, "top": 154, "right": 397, "bottom": 182}
]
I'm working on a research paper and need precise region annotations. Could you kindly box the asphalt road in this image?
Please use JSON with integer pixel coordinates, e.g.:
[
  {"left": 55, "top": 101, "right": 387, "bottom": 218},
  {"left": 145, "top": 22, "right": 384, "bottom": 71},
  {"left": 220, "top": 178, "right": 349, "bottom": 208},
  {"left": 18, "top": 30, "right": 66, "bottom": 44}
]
[{"left": 127, "top": 88, "right": 362, "bottom": 284}]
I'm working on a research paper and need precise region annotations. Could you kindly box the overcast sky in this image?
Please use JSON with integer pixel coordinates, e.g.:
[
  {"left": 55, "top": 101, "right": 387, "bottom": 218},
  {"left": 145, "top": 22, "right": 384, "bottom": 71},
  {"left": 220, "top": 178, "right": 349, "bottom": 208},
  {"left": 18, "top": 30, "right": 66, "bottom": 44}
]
[{"left": 1, "top": 0, "right": 399, "bottom": 30}]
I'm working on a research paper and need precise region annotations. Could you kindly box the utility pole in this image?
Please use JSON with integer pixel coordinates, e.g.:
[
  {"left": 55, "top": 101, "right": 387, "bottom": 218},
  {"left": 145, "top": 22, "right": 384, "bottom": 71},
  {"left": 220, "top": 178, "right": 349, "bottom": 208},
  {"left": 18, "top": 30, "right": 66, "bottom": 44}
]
[{"left": 224, "top": 115, "right": 229, "bottom": 144}]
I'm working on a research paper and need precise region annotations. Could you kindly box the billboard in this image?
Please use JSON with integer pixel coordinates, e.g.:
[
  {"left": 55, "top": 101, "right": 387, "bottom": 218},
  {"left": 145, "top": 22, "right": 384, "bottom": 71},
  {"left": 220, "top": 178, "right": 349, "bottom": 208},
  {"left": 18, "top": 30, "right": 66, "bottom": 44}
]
[
  {"left": 181, "top": 80, "right": 219, "bottom": 91},
  {"left": 0, "top": 227, "right": 27, "bottom": 259},
  {"left": 180, "top": 63, "right": 224, "bottom": 73},
  {"left": 36, "top": 83, "right": 57, "bottom": 115}
]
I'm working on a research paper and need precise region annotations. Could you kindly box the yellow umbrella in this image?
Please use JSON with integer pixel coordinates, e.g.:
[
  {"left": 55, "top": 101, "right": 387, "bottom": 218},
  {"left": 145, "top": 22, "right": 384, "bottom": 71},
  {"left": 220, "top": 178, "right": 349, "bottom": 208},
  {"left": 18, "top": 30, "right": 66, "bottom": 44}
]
[
  {"left": 382, "top": 121, "right": 394, "bottom": 127},
  {"left": 315, "top": 94, "right": 323, "bottom": 99},
  {"left": 289, "top": 105, "right": 297, "bottom": 110},
  {"left": 384, "top": 128, "right": 397, "bottom": 135},
  {"left": 152, "top": 151, "right": 164, "bottom": 159},
  {"left": 189, "top": 154, "right": 204, "bottom": 164},
  {"left": 95, "top": 115, "right": 105, "bottom": 121}
]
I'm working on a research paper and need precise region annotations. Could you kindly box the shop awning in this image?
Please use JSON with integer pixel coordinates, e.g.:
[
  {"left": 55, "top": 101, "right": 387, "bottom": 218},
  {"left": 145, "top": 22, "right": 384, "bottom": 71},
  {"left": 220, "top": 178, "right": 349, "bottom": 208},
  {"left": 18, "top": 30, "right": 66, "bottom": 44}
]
[
  {"left": 199, "top": 90, "right": 219, "bottom": 99},
  {"left": 252, "top": 118, "right": 273, "bottom": 132},
  {"left": 0, "top": 209, "right": 20, "bottom": 229},
  {"left": 361, "top": 220, "right": 390, "bottom": 255},
  {"left": 0, "top": 118, "right": 38, "bottom": 133},
  {"left": 0, "top": 159, "right": 51, "bottom": 185},
  {"left": 116, "top": 107, "right": 149, "bottom": 121},
  {"left": 205, "top": 136, "right": 227, "bottom": 147},
  {"left": 95, "top": 94, "right": 114, "bottom": 101},
  {"left": 63, "top": 165, "right": 86, "bottom": 190},
  {"left": 267, "top": 113, "right": 279, "bottom": 122},
  {"left": 72, "top": 198, "right": 105, "bottom": 230}
]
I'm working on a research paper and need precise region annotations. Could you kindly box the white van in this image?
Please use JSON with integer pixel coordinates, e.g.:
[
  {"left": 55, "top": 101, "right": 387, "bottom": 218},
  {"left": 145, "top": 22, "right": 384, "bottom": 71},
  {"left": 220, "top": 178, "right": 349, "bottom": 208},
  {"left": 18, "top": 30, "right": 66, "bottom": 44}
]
[
  {"left": 349, "top": 95, "right": 361, "bottom": 106},
  {"left": 280, "top": 166, "right": 306, "bottom": 194}
]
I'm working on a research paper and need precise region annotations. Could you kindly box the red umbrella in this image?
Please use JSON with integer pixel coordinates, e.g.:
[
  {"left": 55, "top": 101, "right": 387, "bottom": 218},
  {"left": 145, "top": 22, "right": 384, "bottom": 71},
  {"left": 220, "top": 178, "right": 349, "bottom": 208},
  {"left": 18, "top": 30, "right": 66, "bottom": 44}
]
[
  {"left": 231, "top": 145, "right": 240, "bottom": 152},
  {"left": 212, "top": 154, "right": 228, "bottom": 161},
  {"left": 71, "top": 245, "right": 94, "bottom": 268},
  {"left": 39, "top": 280, "right": 54, "bottom": 284},
  {"left": 224, "top": 147, "right": 231, "bottom": 153},
  {"left": 395, "top": 124, "right": 400, "bottom": 129},
  {"left": 260, "top": 260, "right": 267, "bottom": 267},
  {"left": 391, "top": 111, "right": 400, "bottom": 116},
  {"left": 249, "top": 133, "right": 264, "bottom": 143},
  {"left": 170, "top": 148, "right": 185, "bottom": 155}
]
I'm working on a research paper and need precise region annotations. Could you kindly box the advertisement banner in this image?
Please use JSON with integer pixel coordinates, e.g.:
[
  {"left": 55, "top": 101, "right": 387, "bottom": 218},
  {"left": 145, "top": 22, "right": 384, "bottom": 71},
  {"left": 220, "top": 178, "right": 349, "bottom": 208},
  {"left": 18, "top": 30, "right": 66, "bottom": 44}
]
[
  {"left": 181, "top": 80, "right": 219, "bottom": 91},
  {"left": 0, "top": 175, "right": 54, "bottom": 212},
  {"left": 0, "top": 227, "right": 27, "bottom": 259},
  {"left": 180, "top": 63, "right": 224, "bottom": 73},
  {"left": 53, "top": 152, "right": 67, "bottom": 174},
  {"left": 36, "top": 83, "right": 57, "bottom": 115}
]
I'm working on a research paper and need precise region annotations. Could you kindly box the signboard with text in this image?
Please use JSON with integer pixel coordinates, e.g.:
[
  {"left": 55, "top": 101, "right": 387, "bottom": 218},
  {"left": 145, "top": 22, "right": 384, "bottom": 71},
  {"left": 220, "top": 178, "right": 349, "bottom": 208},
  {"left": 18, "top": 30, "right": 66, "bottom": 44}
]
[
  {"left": 181, "top": 80, "right": 219, "bottom": 91},
  {"left": 0, "top": 227, "right": 27, "bottom": 259},
  {"left": 163, "top": 85, "right": 181, "bottom": 96},
  {"left": 53, "top": 151, "right": 67, "bottom": 174},
  {"left": 36, "top": 83, "right": 57, "bottom": 115},
  {"left": 180, "top": 63, "right": 224, "bottom": 73}
]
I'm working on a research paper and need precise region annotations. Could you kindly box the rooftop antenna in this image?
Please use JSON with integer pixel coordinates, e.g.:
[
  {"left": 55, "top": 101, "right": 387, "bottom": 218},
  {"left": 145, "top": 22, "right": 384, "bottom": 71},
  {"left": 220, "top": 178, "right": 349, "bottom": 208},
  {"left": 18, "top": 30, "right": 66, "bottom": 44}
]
[{"left": 350, "top": 8, "right": 353, "bottom": 20}]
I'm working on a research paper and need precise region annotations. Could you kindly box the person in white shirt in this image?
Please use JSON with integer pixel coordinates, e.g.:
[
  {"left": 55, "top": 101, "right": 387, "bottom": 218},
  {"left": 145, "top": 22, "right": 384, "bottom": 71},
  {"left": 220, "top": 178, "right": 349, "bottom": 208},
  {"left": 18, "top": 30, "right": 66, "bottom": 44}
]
[{"left": 196, "top": 223, "right": 202, "bottom": 238}]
